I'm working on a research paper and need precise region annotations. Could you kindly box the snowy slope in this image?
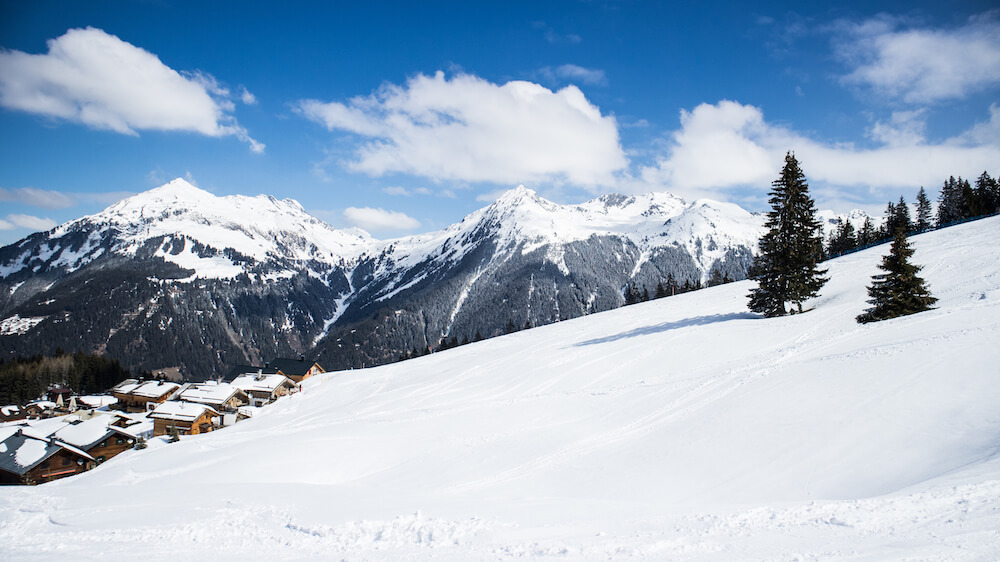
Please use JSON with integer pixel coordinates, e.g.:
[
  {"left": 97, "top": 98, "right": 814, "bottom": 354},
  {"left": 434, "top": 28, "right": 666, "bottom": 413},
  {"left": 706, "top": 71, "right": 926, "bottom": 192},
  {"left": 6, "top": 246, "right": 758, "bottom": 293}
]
[{"left": 2, "top": 216, "right": 998, "bottom": 560}]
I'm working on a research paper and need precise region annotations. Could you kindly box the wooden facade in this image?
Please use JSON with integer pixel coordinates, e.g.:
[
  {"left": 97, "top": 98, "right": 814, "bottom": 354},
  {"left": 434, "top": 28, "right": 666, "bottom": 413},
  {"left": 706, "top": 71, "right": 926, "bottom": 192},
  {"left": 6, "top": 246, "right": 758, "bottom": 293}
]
[
  {"left": 86, "top": 431, "right": 135, "bottom": 464},
  {"left": 21, "top": 448, "right": 92, "bottom": 484},
  {"left": 151, "top": 405, "right": 219, "bottom": 437}
]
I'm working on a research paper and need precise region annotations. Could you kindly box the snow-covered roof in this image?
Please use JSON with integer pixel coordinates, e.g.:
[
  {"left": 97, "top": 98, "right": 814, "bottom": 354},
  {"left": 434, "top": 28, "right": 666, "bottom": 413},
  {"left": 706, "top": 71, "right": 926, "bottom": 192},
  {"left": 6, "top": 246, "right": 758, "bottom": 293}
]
[
  {"left": 114, "top": 380, "right": 180, "bottom": 399},
  {"left": 77, "top": 395, "right": 118, "bottom": 409},
  {"left": 178, "top": 382, "right": 245, "bottom": 406},
  {"left": 231, "top": 373, "right": 295, "bottom": 394},
  {"left": 0, "top": 429, "right": 94, "bottom": 476},
  {"left": 1, "top": 405, "right": 22, "bottom": 416},
  {"left": 236, "top": 405, "right": 262, "bottom": 418},
  {"left": 52, "top": 417, "right": 118, "bottom": 450},
  {"left": 27, "top": 400, "right": 57, "bottom": 410},
  {"left": 150, "top": 401, "right": 219, "bottom": 422}
]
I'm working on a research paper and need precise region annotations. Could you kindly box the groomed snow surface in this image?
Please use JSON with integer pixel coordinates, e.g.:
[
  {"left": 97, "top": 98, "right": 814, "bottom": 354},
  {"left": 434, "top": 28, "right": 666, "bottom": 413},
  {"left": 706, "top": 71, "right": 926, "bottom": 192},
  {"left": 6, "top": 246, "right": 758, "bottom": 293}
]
[{"left": 2, "top": 218, "right": 999, "bottom": 560}]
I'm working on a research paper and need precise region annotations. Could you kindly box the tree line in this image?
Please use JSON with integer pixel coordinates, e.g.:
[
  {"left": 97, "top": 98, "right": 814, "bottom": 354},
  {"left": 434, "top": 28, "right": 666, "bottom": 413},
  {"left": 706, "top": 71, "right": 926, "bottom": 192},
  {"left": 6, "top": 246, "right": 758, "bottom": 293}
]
[
  {"left": 826, "top": 171, "right": 999, "bottom": 258},
  {"left": 0, "top": 351, "right": 133, "bottom": 406}
]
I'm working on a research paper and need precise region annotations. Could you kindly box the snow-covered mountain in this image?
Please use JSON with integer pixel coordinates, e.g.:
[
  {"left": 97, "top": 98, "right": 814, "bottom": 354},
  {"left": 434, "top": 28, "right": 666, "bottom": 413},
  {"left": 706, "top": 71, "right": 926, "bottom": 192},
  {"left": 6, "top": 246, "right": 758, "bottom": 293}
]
[
  {"left": 0, "top": 179, "right": 765, "bottom": 378},
  {"left": 0, "top": 178, "right": 373, "bottom": 281},
  {"left": 816, "top": 208, "right": 877, "bottom": 238},
  {"left": 2, "top": 216, "right": 997, "bottom": 560}
]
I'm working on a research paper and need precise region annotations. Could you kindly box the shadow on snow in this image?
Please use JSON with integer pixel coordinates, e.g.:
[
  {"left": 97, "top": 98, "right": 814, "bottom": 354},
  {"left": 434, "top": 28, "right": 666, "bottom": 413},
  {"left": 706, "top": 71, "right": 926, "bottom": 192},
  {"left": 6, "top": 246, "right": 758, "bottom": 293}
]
[{"left": 572, "top": 312, "right": 758, "bottom": 347}]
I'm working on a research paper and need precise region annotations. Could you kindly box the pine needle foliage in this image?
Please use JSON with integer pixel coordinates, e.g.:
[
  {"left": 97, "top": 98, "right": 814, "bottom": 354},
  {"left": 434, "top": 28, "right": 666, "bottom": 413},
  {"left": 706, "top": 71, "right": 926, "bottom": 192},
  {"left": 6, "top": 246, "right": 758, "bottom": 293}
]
[
  {"left": 748, "top": 152, "right": 828, "bottom": 317},
  {"left": 857, "top": 230, "right": 937, "bottom": 323}
]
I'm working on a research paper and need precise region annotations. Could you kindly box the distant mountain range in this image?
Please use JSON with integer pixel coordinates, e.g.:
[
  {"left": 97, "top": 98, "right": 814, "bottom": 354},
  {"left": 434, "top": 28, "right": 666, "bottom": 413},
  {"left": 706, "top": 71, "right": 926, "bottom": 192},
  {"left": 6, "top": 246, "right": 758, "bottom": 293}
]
[{"left": 0, "top": 178, "right": 869, "bottom": 380}]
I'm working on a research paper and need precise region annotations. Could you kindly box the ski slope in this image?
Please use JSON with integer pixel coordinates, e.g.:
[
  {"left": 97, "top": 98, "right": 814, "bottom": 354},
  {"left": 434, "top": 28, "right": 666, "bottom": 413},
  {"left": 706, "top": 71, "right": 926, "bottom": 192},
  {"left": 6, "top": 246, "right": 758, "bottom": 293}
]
[{"left": 2, "top": 217, "right": 999, "bottom": 561}]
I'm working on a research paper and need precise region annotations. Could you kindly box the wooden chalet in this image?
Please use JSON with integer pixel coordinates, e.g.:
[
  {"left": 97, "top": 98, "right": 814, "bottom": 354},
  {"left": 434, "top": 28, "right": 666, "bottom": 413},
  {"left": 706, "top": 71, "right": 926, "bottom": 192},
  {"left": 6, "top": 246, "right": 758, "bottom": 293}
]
[
  {"left": 231, "top": 371, "right": 298, "bottom": 407},
  {"left": 0, "top": 428, "right": 94, "bottom": 485},
  {"left": 24, "top": 401, "right": 57, "bottom": 419},
  {"left": 112, "top": 379, "right": 181, "bottom": 412},
  {"left": 46, "top": 386, "right": 73, "bottom": 404},
  {"left": 51, "top": 417, "right": 136, "bottom": 465},
  {"left": 149, "top": 402, "right": 220, "bottom": 436},
  {"left": 269, "top": 357, "right": 325, "bottom": 383},
  {"left": 176, "top": 382, "right": 249, "bottom": 413}
]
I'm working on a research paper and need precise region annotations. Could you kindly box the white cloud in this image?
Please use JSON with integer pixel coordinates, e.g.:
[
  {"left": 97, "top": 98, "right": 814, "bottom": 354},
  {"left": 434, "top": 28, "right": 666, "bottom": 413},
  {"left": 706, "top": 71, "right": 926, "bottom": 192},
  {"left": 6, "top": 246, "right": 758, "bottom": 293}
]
[
  {"left": 239, "top": 86, "right": 257, "bottom": 105},
  {"left": 297, "top": 71, "right": 626, "bottom": 187},
  {"left": 343, "top": 207, "right": 420, "bottom": 234},
  {"left": 383, "top": 186, "right": 412, "bottom": 196},
  {"left": 540, "top": 64, "right": 607, "bottom": 86},
  {"left": 638, "top": 100, "right": 1000, "bottom": 205},
  {"left": 868, "top": 109, "right": 928, "bottom": 147},
  {"left": 0, "top": 186, "right": 75, "bottom": 209},
  {"left": 835, "top": 13, "right": 1000, "bottom": 103},
  {"left": 6, "top": 214, "right": 57, "bottom": 231},
  {"left": 0, "top": 27, "right": 263, "bottom": 152},
  {"left": 0, "top": 219, "right": 13, "bottom": 230}
]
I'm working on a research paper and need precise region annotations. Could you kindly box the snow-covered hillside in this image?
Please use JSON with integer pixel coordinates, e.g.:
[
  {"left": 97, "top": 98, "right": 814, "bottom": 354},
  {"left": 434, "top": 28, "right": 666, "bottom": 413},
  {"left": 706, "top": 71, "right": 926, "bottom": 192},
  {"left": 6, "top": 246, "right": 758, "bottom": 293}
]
[{"left": 2, "top": 217, "right": 998, "bottom": 560}]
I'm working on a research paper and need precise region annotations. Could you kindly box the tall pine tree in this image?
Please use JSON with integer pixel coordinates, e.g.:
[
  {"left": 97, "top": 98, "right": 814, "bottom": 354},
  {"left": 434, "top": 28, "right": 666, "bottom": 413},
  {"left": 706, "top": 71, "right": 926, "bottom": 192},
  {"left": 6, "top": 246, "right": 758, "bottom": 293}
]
[
  {"left": 857, "top": 230, "right": 937, "bottom": 323},
  {"left": 748, "top": 152, "right": 828, "bottom": 316}
]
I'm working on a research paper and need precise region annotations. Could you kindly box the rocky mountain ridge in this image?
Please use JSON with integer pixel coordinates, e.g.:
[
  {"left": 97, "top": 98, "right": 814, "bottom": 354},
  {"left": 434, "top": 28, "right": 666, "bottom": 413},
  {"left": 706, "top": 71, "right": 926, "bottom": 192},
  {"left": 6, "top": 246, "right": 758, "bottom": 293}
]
[{"left": 1, "top": 179, "right": 775, "bottom": 378}]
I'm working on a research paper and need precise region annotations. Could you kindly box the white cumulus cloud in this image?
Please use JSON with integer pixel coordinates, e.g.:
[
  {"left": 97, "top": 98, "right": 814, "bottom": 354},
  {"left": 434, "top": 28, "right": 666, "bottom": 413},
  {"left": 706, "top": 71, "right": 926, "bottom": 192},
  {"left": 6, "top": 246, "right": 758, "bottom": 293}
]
[
  {"left": 297, "top": 71, "right": 626, "bottom": 188},
  {"left": 0, "top": 186, "right": 76, "bottom": 209},
  {"left": 343, "top": 207, "right": 421, "bottom": 235},
  {"left": 0, "top": 27, "right": 263, "bottom": 152},
  {"left": 835, "top": 13, "right": 1000, "bottom": 104},
  {"left": 639, "top": 100, "right": 1000, "bottom": 205},
  {"left": 6, "top": 214, "right": 57, "bottom": 231}
]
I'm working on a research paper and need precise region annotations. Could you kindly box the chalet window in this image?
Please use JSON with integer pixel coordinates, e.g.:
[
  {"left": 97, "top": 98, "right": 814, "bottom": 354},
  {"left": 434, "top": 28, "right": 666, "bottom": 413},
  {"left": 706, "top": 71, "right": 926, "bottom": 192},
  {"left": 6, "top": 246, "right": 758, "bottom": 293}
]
[
  {"left": 41, "top": 460, "right": 50, "bottom": 469},
  {"left": 62, "top": 456, "right": 71, "bottom": 466},
  {"left": 115, "top": 437, "right": 125, "bottom": 445},
  {"left": 99, "top": 440, "right": 107, "bottom": 448},
  {"left": 96, "top": 456, "right": 106, "bottom": 463}
]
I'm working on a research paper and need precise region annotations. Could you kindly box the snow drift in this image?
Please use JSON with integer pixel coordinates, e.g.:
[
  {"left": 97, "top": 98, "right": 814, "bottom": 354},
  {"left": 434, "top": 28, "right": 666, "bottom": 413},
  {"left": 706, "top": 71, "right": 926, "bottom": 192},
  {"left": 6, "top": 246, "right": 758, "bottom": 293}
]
[{"left": 1, "top": 217, "right": 998, "bottom": 560}]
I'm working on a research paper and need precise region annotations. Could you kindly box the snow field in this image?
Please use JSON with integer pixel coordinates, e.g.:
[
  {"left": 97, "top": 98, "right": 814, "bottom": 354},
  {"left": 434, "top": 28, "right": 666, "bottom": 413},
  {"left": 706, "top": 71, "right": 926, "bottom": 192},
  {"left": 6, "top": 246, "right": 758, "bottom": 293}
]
[{"left": 1, "top": 217, "right": 999, "bottom": 560}]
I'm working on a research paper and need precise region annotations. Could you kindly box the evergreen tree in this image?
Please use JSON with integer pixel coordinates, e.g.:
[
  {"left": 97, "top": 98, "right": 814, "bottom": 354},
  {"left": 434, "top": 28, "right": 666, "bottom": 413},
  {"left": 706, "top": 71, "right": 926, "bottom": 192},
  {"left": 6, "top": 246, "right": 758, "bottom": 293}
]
[
  {"left": 960, "top": 177, "right": 976, "bottom": 218},
  {"left": 748, "top": 152, "right": 829, "bottom": 316},
  {"left": 827, "top": 218, "right": 857, "bottom": 256},
  {"left": 937, "top": 176, "right": 965, "bottom": 226},
  {"left": 641, "top": 287, "right": 650, "bottom": 302},
  {"left": 881, "top": 201, "right": 897, "bottom": 237},
  {"left": 654, "top": 281, "right": 667, "bottom": 299},
  {"left": 914, "top": 187, "right": 933, "bottom": 231},
  {"left": 973, "top": 171, "right": 998, "bottom": 215},
  {"left": 857, "top": 230, "right": 937, "bottom": 323},
  {"left": 892, "top": 196, "right": 912, "bottom": 234},
  {"left": 665, "top": 273, "right": 678, "bottom": 296},
  {"left": 857, "top": 216, "right": 877, "bottom": 247}
]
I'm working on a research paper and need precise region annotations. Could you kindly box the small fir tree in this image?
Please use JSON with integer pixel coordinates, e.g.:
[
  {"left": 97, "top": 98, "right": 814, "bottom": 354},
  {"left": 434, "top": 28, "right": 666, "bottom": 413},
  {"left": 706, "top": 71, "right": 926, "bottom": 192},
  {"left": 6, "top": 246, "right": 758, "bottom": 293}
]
[
  {"left": 748, "top": 152, "right": 828, "bottom": 316},
  {"left": 857, "top": 230, "right": 937, "bottom": 323}
]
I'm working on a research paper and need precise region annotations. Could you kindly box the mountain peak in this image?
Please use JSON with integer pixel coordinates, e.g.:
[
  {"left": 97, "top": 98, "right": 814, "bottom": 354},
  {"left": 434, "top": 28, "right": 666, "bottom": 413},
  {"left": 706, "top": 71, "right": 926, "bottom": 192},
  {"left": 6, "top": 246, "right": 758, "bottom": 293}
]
[
  {"left": 142, "top": 178, "right": 213, "bottom": 200},
  {"left": 495, "top": 185, "right": 540, "bottom": 204}
]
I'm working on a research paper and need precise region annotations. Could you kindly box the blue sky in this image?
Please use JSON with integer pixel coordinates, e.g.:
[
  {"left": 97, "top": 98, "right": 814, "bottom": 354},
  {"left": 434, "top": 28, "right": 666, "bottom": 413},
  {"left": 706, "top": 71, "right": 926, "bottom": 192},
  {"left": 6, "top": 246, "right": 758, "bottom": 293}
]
[{"left": 1, "top": 1, "right": 998, "bottom": 245}]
